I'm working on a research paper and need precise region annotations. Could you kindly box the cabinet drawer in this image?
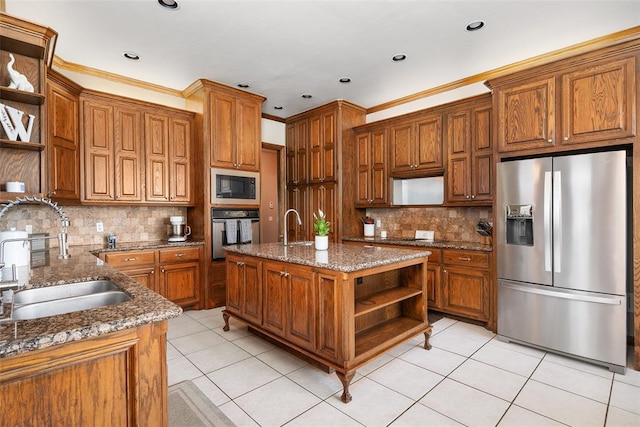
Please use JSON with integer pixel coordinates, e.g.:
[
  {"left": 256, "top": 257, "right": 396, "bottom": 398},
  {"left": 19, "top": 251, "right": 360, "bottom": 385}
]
[
  {"left": 104, "top": 250, "right": 156, "bottom": 268},
  {"left": 159, "top": 247, "right": 201, "bottom": 263},
  {"left": 443, "top": 250, "right": 489, "bottom": 268},
  {"left": 427, "top": 249, "right": 441, "bottom": 264}
]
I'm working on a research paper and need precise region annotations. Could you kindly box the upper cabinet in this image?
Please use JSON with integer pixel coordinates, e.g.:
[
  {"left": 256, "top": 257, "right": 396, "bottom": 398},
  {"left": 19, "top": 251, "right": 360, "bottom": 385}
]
[
  {"left": 0, "top": 13, "right": 57, "bottom": 203},
  {"left": 80, "top": 90, "right": 195, "bottom": 205},
  {"left": 354, "top": 125, "right": 389, "bottom": 207},
  {"left": 46, "top": 70, "right": 81, "bottom": 203},
  {"left": 190, "top": 81, "right": 265, "bottom": 172},
  {"left": 489, "top": 43, "right": 638, "bottom": 155},
  {"left": 389, "top": 113, "right": 444, "bottom": 177},
  {"left": 286, "top": 119, "right": 308, "bottom": 185},
  {"left": 444, "top": 94, "right": 493, "bottom": 205}
]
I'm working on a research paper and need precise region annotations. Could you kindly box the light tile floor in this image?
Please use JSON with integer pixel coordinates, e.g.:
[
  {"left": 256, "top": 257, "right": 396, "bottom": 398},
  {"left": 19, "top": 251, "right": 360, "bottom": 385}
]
[{"left": 167, "top": 308, "right": 640, "bottom": 427}]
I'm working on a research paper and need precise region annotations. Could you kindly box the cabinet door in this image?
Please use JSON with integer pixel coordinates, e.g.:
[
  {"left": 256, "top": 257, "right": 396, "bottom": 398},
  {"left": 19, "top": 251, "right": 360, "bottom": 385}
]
[
  {"left": 160, "top": 261, "right": 200, "bottom": 307},
  {"left": 47, "top": 78, "right": 80, "bottom": 202},
  {"left": 426, "top": 263, "right": 441, "bottom": 310},
  {"left": 446, "top": 110, "right": 471, "bottom": 203},
  {"left": 263, "top": 263, "right": 287, "bottom": 335},
  {"left": 242, "top": 257, "right": 263, "bottom": 324},
  {"left": 236, "top": 98, "right": 261, "bottom": 171},
  {"left": 169, "top": 117, "right": 192, "bottom": 203},
  {"left": 561, "top": 56, "right": 636, "bottom": 146},
  {"left": 115, "top": 107, "right": 143, "bottom": 202},
  {"left": 286, "top": 120, "right": 308, "bottom": 185},
  {"left": 210, "top": 91, "right": 235, "bottom": 168},
  {"left": 471, "top": 104, "right": 493, "bottom": 202},
  {"left": 124, "top": 266, "right": 157, "bottom": 292},
  {"left": 496, "top": 77, "right": 556, "bottom": 152},
  {"left": 286, "top": 185, "right": 308, "bottom": 241},
  {"left": 316, "top": 273, "right": 341, "bottom": 362},
  {"left": 355, "top": 131, "right": 371, "bottom": 205},
  {"left": 83, "top": 100, "right": 114, "bottom": 201},
  {"left": 389, "top": 122, "right": 413, "bottom": 174},
  {"left": 226, "top": 255, "right": 243, "bottom": 315},
  {"left": 414, "top": 114, "right": 443, "bottom": 172},
  {"left": 309, "top": 111, "right": 337, "bottom": 183},
  {"left": 310, "top": 183, "right": 336, "bottom": 242},
  {"left": 285, "top": 265, "right": 316, "bottom": 351},
  {"left": 442, "top": 266, "right": 489, "bottom": 321},
  {"left": 370, "top": 129, "right": 388, "bottom": 205},
  {"left": 145, "top": 112, "right": 170, "bottom": 202}
]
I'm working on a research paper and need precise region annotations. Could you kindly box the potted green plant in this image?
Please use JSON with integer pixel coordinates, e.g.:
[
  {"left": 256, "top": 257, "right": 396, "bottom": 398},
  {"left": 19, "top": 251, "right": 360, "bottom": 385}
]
[{"left": 313, "top": 209, "right": 331, "bottom": 250}]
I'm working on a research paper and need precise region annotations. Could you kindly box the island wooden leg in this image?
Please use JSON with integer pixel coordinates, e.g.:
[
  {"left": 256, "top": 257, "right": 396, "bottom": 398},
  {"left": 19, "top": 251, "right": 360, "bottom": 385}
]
[
  {"left": 222, "top": 312, "right": 230, "bottom": 332},
  {"left": 423, "top": 324, "right": 433, "bottom": 350},
  {"left": 336, "top": 371, "right": 355, "bottom": 403}
]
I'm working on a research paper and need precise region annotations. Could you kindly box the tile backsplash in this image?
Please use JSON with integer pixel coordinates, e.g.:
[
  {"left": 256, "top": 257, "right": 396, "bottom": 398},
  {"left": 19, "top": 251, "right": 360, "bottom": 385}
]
[
  {"left": 0, "top": 205, "right": 187, "bottom": 247},
  {"left": 365, "top": 206, "right": 492, "bottom": 243}
]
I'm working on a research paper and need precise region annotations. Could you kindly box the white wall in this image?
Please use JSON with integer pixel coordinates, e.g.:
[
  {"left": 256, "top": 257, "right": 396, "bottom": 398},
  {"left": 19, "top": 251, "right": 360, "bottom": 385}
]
[{"left": 261, "top": 118, "right": 286, "bottom": 146}]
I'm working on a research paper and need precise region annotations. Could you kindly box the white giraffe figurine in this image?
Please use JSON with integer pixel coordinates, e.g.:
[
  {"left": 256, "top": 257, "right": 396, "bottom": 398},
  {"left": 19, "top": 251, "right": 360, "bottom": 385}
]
[{"left": 6, "top": 53, "right": 35, "bottom": 93}]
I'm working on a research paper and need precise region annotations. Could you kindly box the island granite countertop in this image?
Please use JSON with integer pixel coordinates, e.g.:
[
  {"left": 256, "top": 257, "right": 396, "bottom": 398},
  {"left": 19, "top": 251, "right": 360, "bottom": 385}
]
[
  {"left": 224, "top": 242, "right": 431, "bottom": 273},
  {"left": 0, "top": 243, "right": 189, "bottom": 358},
  {"left": 342, "top": 236, "right": 492, "bottom": 252}
]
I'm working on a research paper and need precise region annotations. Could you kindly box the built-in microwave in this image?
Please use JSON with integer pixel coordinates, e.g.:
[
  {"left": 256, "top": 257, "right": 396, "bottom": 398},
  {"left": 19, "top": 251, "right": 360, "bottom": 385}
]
[{"left": 211, "top": 168, "right": 260, "bottom": 205}]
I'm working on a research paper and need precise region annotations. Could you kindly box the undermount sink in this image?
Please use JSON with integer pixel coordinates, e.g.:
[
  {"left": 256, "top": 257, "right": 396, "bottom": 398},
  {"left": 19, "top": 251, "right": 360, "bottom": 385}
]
[
  {"left": 11, "top": 291, "right": 131, "bottom": 321},
  {"left": 288, "top": 241, "right": 314, "bottom": 247},
  {"left": 6, "top": 279, "right": 131, "bottom": 321},
  {"left": 12, "top": 280, "right": 121, "bottom": 305}
]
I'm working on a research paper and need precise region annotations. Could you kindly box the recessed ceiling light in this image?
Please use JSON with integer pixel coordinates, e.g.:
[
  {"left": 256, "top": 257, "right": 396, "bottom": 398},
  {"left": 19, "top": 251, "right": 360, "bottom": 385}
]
[
  {"left": 158, "top": 0, "right": 179, "bottom": 10},
  {"left": 274, "top": 106, "right": 283, "bottom": 110},
  {"left": 237, "top": 83, "right": 250, "bottom": 88},
  {"left": 466, "top": 20, "right": 485, "bottom": 31},
  {"left": 392, "top": 54, "right": 407, "bottom": 62},
  {"left": 123, "top": 51, "right": 140, "bottom": 60},
  {"left": 339, "top": 77, "right": 351, "bottom": 83},
  {"left": 302, "top": 94, "right": 312, "bottom": 99}
]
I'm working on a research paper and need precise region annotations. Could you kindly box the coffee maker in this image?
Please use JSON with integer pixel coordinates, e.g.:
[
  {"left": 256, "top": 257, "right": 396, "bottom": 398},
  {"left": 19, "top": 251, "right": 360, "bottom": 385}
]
[{"left": 168, "top": 216, "right": 191, "bottom": 242}]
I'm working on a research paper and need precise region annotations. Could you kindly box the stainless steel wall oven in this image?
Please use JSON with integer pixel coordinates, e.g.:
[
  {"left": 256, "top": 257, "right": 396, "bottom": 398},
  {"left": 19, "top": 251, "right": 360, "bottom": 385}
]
[{"left": 211, "top": 208, "right": 260, "bottom": 260}]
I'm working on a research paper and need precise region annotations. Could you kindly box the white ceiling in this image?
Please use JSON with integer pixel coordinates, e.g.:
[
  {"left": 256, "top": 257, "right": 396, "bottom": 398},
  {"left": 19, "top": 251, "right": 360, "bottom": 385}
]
[{"left": 5, "top": 0, "right": 640, "bottom": 119}]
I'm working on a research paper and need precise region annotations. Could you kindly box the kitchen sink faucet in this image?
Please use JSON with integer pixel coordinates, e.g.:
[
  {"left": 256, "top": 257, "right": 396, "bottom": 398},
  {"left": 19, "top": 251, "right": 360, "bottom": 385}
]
[{"left": 283, "top": 209, "right": 302, "bottom": 246}]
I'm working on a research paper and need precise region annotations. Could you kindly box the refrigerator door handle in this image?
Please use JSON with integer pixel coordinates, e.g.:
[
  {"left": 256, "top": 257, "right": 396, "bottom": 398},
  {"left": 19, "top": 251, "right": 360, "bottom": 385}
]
[
  {"left": 553, "top": 170, "right": 562, "bottom": 273},
  {"left": 500, "top": 282, "right": 622, "bottom": 305},
  {"left": 544, "top": 171, "right": 552, "bottom": 272}
]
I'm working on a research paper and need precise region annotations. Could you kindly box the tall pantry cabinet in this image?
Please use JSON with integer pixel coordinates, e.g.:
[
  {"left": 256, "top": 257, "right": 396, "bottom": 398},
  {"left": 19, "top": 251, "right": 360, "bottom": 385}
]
[
  {"left": 184, "top": 79, "right": 265, "bottom": 308},
  {"left": 285, "top": 101, "right": 366, "bottom": 242}
]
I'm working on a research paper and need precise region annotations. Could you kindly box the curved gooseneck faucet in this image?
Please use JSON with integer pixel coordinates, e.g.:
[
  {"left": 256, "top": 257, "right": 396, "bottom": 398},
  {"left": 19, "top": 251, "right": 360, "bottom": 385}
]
[
  {"left": 283, "top": 209, "right": 302, "bottom": 246},
  {"left": 0, "top": 196, "right": 71, "bottom": 268}
]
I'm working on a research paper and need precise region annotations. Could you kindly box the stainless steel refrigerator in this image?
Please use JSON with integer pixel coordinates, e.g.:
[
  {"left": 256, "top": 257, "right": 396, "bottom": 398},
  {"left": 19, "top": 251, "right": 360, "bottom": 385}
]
[{"left": 496, "top": 150, "right": 628, "bottom": 373}]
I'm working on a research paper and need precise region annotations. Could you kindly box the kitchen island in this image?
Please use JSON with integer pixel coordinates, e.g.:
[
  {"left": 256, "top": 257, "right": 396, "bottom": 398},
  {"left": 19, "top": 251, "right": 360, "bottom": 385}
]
[
  {"left": 223, "top": 242, "right": 431, "bottom": 403},
  {"left": 0, "top": 245, "right": 182, "bottom": 426}
]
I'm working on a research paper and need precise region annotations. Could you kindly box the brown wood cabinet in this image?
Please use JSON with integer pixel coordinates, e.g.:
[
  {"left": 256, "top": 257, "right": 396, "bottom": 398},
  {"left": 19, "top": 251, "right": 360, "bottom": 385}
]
[
  {"left": 81, "top": 91, "right": 194, "bottom": 205},
  {"left": 0, "top": 15, "right": 56, "bottom": 202},
  {"left": 441, "top": 249, "right": 490, "bottom": 321},
  {"left": 389, "top": 113, "right": 444, "bottom": 177},
  {"left": 286, "top": 101, "right": 366, "bottom": 242},
  {"left": 46, "top": 70, "right": 81, "bottom": 203},
  {"left": 226, "top": 253, "right": 263, "bottom": 325},
  {"left": 103, "top": 246, "right": 203, "bottom": 309},
  {"left": 208, "top": 86, "right": 263, "bottom": 171},
  {"left": 445, "top": 94, "right": 493, "bottom": 205},
  {"left": 263, "top": 260, "right": 316, "bottom": 351},
  {"left": 491, "top": 50, "right": 637, "bottom": 154},
  {"left": 354, "top": 126, "right": 389, "bottom": 207},
  {"left": 0, "top": 321, "right": 169, "bottom": 427}
]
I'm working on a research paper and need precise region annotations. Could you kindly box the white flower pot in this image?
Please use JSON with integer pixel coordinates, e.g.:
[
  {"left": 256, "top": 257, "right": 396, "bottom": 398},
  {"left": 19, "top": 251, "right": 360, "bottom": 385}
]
[{"left": 314, "top": 235, "right": 329, "bottom": 251}]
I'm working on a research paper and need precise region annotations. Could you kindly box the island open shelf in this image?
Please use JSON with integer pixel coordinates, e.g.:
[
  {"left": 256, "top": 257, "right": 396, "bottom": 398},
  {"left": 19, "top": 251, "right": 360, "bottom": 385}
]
[{"left": 222, "top": 242, "right": 432, "bottom": 403}]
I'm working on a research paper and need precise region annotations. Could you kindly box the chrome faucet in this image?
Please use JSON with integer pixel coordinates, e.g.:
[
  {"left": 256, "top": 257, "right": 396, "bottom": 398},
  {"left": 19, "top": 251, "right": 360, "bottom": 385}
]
[
  {"left": 0, "top": 196, "right": 71, "bottom": 270},
  {"left": 283, "top": 209, "right": 302, "bottom": 246}
]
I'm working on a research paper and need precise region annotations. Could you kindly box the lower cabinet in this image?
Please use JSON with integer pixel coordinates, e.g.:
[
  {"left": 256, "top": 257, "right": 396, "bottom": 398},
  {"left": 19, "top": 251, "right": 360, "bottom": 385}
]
[
  {"left": 441, "top": 249, "right": 490, "bottom": 321},
  {"left": 0, "top": 322, "right": 169, "bottom": 426},
  {"left": 102, "top": 245, "right": 203, "bottom": 309},
  {"left": 226, "top": 253, "right": 262, "bottom": 325}
]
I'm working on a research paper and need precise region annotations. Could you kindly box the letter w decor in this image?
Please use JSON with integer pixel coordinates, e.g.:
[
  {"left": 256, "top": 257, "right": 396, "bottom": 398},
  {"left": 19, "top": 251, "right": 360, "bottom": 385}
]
[{"left": 0, "top": 102, "right": 35, "bottom": 142}]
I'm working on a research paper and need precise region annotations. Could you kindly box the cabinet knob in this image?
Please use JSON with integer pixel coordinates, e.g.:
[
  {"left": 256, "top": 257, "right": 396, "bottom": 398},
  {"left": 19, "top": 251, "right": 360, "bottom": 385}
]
[
  {"left": 151, "top": 269, "right": 155, "bottom": 274},
  {"left": 563, "top": 136, "right": 569, "bottom": 141},
  {"left": 237, "top": 261, "right": 245, "bottom": 266},
  {"left": 161, "top": 268, "right": 165, "bottom": 273},
  {"left": 458, "top": 257, "right": 472, "bottom": 261},
  {"left": 547, "top": 139, "right": 553, "bottom": 143},
  {"left": 471, "top": 195, "right": 476, "bottom": 199},
  {"left": 124, "top": 257, "right": 137, "bottom": 262},
  {"left": 175, "top": 253, "right": 185, "bottom": 257}
]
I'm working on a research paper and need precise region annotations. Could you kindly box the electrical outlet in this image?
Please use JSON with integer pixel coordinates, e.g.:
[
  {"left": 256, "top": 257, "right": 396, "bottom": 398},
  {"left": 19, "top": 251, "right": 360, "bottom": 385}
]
[
  {"left": 96, "top": 222, "right": 104, "bottom": 232},
  {"left": 376, "top": 219, "right": 381, "bottom": 228},
  {"left": 25, "top": 224, "right": 32, "bottom": 234}
]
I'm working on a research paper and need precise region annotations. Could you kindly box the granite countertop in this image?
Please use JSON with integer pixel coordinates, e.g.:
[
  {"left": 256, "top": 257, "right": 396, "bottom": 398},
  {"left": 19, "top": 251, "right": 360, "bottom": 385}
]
[
  {"left": 89, "top": 239, "right": 205, "bottom": 254},
  {"left": 342, "top": 236, "right": 492, "bottom": 252},
  {"left": 0, "top": 243, "right": 189, "bottom": 359},
  {"left": 224, "top": 242, "right": 431, "bottom": 273}
]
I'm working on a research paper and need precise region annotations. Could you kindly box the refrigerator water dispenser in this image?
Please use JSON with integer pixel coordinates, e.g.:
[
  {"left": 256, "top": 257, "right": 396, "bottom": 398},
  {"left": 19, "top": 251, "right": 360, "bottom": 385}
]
[{"left": 505, "top": 204, "right": 533, "bottom": 246}]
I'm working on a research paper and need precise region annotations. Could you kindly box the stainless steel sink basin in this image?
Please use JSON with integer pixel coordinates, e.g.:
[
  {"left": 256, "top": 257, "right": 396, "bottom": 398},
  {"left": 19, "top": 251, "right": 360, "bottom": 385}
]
[
  {"left": 288, "top": 241, "right": 314, "bottom": 247},
  {"left": 13, "top": 280, "right": 120, "bottom": 305},
  {"left": 10, "top": 290, "right": 131, "bottom": 321}
]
